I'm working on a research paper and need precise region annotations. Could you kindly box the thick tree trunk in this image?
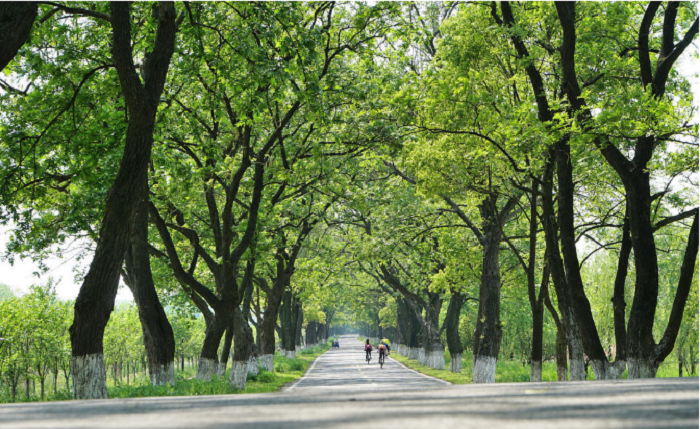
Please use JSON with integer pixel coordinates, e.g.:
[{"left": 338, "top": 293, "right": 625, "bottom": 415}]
[
  {"left": 294, "top": 304, "right": 304, "bottom": 352},
  {"left": 217, "top": 323, "right": 234, "bottom": 377},
  {"left": 69, "top": 2, "right": 176, "bottom": 399},
  {"left": 540, "top": 156, "right": 585, "bottom": 381},
  {"left": 445, "top": 293, "right": 465, "bottom": 373},
  {"left": 530, "top": 305, "right": 544, "bottom": 382},
  {"left": 280, "top": 290, "right": 297, "bottom": 358},
  {"left": 556, "top": 138, "right": 624, "bottom": 380},
  {"left": 625, "top": 174, "right": 671, "bottom": 378},
  {"left": 124, "top": 195, "right": 175, "bottom": 386},
  {"left": 229, "top": 307, "right": 253, "bottom": 389},
  {"left": 405, "top": 299, "right": 422, "bottom": 360},
  {"left": 425, "top": 292, "right": 445, "bottom": 370},
  {"left": 395, "top": 298, "right": 406, "bottom": 354},
  {"left": 0, "top": 2, "right": 37, "bottom": 71},
  {"left": 472, "top": 219, "right": 502, "bottom": 384},
  {"left": 196, "top": 313, "right": 227, "bottom": 381},
  {"left": 306, "top": 321, "right": 318, "bottom": 347},
  {"left": 612, "top": 214, "right": 631, "bottom": 364},
  {"left": 529, "top": 264, "right": 550, "bottom": 382},
  {"left": 544, "top": 287, "right": 568, "bottom": 381},
  {"left": 258, "top": 273, "right": 287, "bottom": 371}
]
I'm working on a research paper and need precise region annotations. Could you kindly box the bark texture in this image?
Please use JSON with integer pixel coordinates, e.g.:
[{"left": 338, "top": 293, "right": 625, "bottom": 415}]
[
  {"left": 0, "top": 2, "right": 37, "bottom": 71},
  {"left": 70, "top": 2, "right": 176, "bottom": 399},
  {"left": 444, "top": 293, "right": 466, "bottom": 373},
  {"left": 123, "top": 195, "right": 175, "bottom": 386}
]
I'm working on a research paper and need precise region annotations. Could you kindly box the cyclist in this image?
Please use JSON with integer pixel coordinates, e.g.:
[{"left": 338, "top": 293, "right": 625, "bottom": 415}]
[
  {"left": 364, "top": 339, "right": 373, "bottom": 362},
  {"left": 378, "top": 341, "right": 387, "bottom": 366},
  {"left": 381, "top": 338, "right": 391, "bottom": 355}
]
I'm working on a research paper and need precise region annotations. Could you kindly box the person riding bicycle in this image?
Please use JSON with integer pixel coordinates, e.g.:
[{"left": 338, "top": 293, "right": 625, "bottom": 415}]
[
  {"left": 378, "top": 341, "right": 387, "bottom": 363},
  {"left": 381, "top": 338, "right": 391, "bottom": 355},
  {"left": 364, "top": 339, "right": 373, "bottom": 361}
]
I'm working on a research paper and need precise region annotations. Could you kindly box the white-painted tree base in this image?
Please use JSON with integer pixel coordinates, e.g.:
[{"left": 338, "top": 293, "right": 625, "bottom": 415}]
[
  {"left": 627, "top": 358, "right": 657, "bottom": 379},
  {"left": 259, "top": 354, "right": 274, "bottom": 372},
  {"left": 407, "top": 347, "right": 419, "bottom": 360},
  {"left": 283, "top": 350, "right": 296, "bottom": 359},
  {"left": 72, "top": 353, "right": 108, "bottom": 399},
  {"left": 417, "top": 348, "right": 426, "bottom": 365},
  {"left": 557, "top": 365, "right": 568, "bottom": 381},
  {"left": 247, "top": 356, "right": 259, "bottom": 376},
  {"left": 569, "top": 358, "right": 586, "bottom": 381},
  {"left": 150, "top": 361, "right": 175, "bottom": 386},
  {"left": 195, "top": 357, "right": 218, "bottom": 381},
  {"left": 216, "top": 361, "right": 227, "bottom": 377},
  {"left": 449, "top": 353, "right": 462, "bottom": 373},
  {"left": 530, "top": 361, "right": 542, "bottom": 382},
  {"left": 295, "top": 346, "right": 301, "bottom": 354},
  {"left": 426, "top": 350, "right": 445, "bottom": 370},
  {"left": 472, "top": 356, "right": 497, "bottom": 383},
  {"left": 229, "top": 361, "right": 247, "bottom": 390}
]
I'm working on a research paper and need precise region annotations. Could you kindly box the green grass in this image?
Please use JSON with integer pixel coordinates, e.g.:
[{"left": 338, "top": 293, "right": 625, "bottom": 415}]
[
  {"left": 391, "top": 353, "right": 471, "bottom": 384},
  {"left": 391, "top": 348, "right": 697, "bottom": 384},
  {"left": 0, "top": 343, "right": 331, "bottom": 403}
]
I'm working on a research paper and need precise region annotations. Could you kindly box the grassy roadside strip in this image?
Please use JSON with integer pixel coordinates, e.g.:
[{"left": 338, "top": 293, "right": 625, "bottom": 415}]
[
  {"left": 109, "top": 343, "right": 332, "bottom": 398},
  {"left": 389, "top": 353, "right": 470, "bottom": 384},
  {"left": 1, "top": 343, "right": 332, "bottom": 403}
]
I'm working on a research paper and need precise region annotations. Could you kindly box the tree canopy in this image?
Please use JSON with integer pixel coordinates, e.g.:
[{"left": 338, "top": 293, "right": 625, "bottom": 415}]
[{"left": 0, "top": 1, "right": 697, "bottom": 401}]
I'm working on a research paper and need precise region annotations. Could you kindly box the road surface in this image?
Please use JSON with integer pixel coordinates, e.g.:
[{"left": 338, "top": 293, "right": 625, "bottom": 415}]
[
  {"left": 0, "top": 335, "right": 697, "bottom": 428},
  {"left": 287, "top": 334, "right": 448, "bottom": 392}
]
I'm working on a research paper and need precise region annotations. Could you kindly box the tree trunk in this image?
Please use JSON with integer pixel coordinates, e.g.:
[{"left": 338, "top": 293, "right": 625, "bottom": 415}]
[
  {"left": 294, "top": 303, "right": 304, "bottom": 353},
  {"left": 422, "top": 292, "right": 445, "bottom": 369},
  {"left": 280, "top": 290, "right": 297, "bottom": 358},
  {"left": 405, "top": 299, "right": 422, "bottom": 360},
  {"left": 306, "top": 321, "right": 318, "bottom": 347},
  {"left": 196, "top": 313, "right": 227, "bottom": 381},
  {"left": 123, "top": 195, "right": 175, "bottom": 386},
  {"left": 529, "top": 265, "right": 549, "bottom": 382},
  {"left": 472, "top": 217, "right": 502, "bottom": 384},
  {"left": 70, "top": 2, "right": 176, "bottom": 399},
  {"left": 217, "top": 322, "right": 234, "bottom": 377},
  {"left": 0, "top": 2, "right": 37, "bottom": 71},
  {"left": 259, "top": 281, "right": 285, "bottom": 371},
  {"left": 555, "top": 137, "right": 624, "bottom": 380},
  {"left": 445, "top": 293, "right": 465, "bottom": 373},
  {"left": 612, "top": 214, "right": 631, "bottom": 365},
  {"left": 540, "top": 155, "right": 585, "bottom": 381},
  {"left": 229, "top": 307, "right": 253, "bottom": 390},
  {"left": 544, "top": 285, "right": 568, "bottom": 381}
]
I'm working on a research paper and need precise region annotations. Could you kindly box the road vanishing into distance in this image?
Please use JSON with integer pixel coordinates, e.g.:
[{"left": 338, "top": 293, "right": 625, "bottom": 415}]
[{"left": 0, "top": 335, "right": 697, "bottom": 429}]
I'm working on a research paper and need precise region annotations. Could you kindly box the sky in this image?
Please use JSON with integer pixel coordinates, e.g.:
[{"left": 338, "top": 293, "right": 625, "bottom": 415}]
[{"left": 0, "top": 20, "right": 698, "bottom": 302}]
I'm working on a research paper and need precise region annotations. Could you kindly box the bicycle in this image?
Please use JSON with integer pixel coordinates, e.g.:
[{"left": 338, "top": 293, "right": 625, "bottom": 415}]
[
  {"left": 379, "top": 352, "right": 385, "bottom": 368},
  {"left": 366, "top": 350, "right": 372, "bottom": 364}
]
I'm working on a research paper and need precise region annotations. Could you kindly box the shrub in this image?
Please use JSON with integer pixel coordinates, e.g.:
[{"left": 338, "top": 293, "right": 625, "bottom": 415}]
[{"left": 257, "top": 369, "right": 275, "bottom": 383}]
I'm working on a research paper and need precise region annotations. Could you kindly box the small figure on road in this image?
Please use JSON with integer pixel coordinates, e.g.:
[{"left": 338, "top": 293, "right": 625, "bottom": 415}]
[
  {"left": 364, "top": 339, "right": 373, "bottom": 363},
  {"left": 381, "top": 337, "right": 391, "bottom": 355},
  {"left": 378, "top": 341, "right": 387, "bottom": 365}
]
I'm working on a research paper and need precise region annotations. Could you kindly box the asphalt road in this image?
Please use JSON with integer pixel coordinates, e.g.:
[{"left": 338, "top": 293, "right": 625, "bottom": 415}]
[
  {"left": 287, "top": 335, "right": 448, "bottom": 392},
  {"left": 0, "top": 335, "right": 697, "bottom": 429}
]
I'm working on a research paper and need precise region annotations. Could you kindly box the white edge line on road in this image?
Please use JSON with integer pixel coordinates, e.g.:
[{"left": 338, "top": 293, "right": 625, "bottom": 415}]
[
  {"left": 285, "top": 345, "right": 334, "bottom": 391},
  {"left": 387, "top": 354, "right": 452, "bottom": 385}
]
